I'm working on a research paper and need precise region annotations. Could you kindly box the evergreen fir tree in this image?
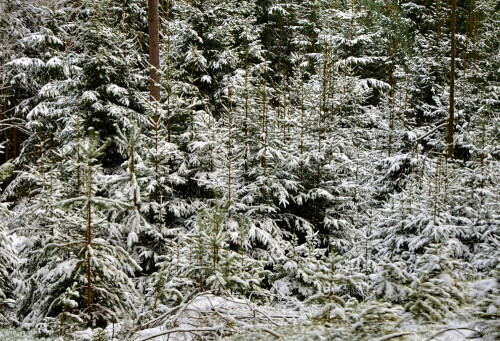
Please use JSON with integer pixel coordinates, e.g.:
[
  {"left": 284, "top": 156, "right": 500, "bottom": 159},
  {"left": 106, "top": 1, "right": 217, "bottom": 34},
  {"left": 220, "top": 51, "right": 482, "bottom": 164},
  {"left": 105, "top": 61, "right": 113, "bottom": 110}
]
[
  {"left": 0, "top": 0, "right": 499, "bottom": 338},
  {"left": 406, "top": 243, "right": 465, "bottom": 322},
  {"left": 472, "top": 263, "right": 500, "bottom": 341},
  {"left": 16, "top": 128, "right": 140, "bottom": 334},
  {"left": 0, "top": 144, "right": 16, "bottom": 326}
]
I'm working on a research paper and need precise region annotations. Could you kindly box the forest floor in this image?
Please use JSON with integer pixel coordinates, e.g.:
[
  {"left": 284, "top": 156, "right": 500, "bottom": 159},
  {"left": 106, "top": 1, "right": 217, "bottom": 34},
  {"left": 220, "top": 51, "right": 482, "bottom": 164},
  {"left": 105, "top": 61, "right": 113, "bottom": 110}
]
[
  {"left": 0, "top": 322, "right": 483, "bottom": 341},
  {"left": 0, "top": 296, "right": 484, "bottom": 341},
  {"left": 0, "top": 320, "right": 484, "bottom": 341}
]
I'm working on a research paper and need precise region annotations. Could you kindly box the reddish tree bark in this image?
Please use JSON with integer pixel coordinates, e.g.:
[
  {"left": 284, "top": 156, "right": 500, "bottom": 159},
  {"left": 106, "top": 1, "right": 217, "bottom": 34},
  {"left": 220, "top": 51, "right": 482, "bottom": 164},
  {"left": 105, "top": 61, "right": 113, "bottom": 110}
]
[{"left": 148, "top": 0, "right": 160, "bottom": 106}]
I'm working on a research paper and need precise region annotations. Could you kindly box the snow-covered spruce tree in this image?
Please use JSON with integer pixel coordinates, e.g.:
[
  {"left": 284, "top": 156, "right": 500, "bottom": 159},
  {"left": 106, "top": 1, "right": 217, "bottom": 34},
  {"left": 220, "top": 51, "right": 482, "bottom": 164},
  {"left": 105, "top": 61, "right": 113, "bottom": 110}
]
[
  {"left": 165, "top": 0, "right": 213, "bottom": 217},
  {"left": 370, "top": 0, "right": 470, "bottom": 268},
  {"left": 137, "top": 119, "right": 192, "bottom": 319},
  {"left": 245, "top": 0, "right": 383, "bottom": 299},
  {"left": 142, "top": 236, "right": 191, "bottom": 320},
  {"left": 0, "top": 0, "right": 31, "bottom": 160},
  {"left": 374, "top": 153, "right": 476, "bottom": 268},
  {"left": 272, "top": 239, "right": 371, "bottom": 322},
  {"left": 457, "top": 0, "right": 500, "bottom": 274},
  {"left": 75, "top": 0, "right": 148, "bottom": 146},
  {"left": 3, "top": 0, "right": 79, "bottom": 166},
  {"left": 145, "top": 203, "right": 269, "bottom": 320},
  {"left": 14, "top": 129, "right": 73, "bottom": 332},
  {"left": 4, "top": 0, "right": 146, "bottom": 165},
  {"left": 370, "top": 261, "right": 413, "bottom": 305},
  {"left": 229, "top": 32, "right": 297, "bottom": 264},
  {"left": 183, "top": 204, "right": 269, "bottom": 295},
  {"left": 153, "top": 1, "right": 192, "bottom": 232},
  {"left": 220, "top": 69, "right": 298, "bottom": 262},
  {"left": 184, "top": 9, "right": 298, "bottom": 265},
  {"left": 0, "top": 216, "right": 18, "bottom": 327},
  {"left": 465, "top": 118, "right": 500, "bottom": 274},
  {"left": 368, "top": 2, "right": 419, "bottom": 202},
  {"left": 472, "top": 262, "right": 500, "bottom": 341},
  {"left": 332, "top": 1, "right": 416, "bottom": 280},
  {"left": 0, "top": 143, "right": 17, "bottom": 326},
  {"left": 371, "top": 0, "right": 497, "bottom": 271},
  {"left": 141, "top": 0, "right": 289, "bottom": 320},
  {"left": 400, "top": 0, "right": 452, "bottom": 129},
  {"left": 290, "top": 1, "right": 379, "bottom": 252},
  {"left": 61, "top": 128, "right": 141, "bottom": 328},
  {"left": 350, "top": 301, "right": 403, "bottom": 340},
  {"left": 272, "top": 232, "right": 329, "bottom": 299},
  {"left": 17, "top": 128, "right": 140, "bottom": 334},
  {"left": 111, "top": 119, "right": 188, "bottom": 273},
  {"left": 109, "top": 124, "right": 154, "bottom": 265},
  {"left": 366, "top": 0, "right": 450, "bottom": 196},
  {"left": 406, "top": 243, "right": 465, "bottom": 322}
]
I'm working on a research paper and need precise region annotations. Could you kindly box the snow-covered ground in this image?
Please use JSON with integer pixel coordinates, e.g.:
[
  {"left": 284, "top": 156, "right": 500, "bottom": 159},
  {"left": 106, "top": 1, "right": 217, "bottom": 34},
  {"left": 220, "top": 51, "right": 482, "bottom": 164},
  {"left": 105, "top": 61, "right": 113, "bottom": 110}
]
[
  {"left": 113, "top": 295, "right": 485, "bottom": 341},
  {"left": 0, "top": 318, "right": 485, "bottom": 341},
  {"left": 0, "top": 328, "right": 61, "bottom": 341}
]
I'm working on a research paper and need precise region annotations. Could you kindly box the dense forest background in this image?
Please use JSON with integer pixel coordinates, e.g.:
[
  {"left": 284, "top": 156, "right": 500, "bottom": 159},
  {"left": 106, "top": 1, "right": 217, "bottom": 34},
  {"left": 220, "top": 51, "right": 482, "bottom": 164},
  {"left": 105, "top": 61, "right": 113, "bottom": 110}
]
[{"left": 0, "top": 0, "right": 499, "bottom": 340}]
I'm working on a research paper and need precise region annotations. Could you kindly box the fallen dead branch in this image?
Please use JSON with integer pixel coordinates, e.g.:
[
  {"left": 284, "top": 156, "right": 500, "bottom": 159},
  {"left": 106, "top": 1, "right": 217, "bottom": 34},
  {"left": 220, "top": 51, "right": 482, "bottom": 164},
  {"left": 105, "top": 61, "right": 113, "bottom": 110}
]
[
  {"left": 137, "top": 324, "right": 224, "bottom": 341},
  {"left": 374, "top": 332, "right": 413, "bottom": 341},
  {"left": 425, "top": 327, "right": 481, "bottom": 341}
]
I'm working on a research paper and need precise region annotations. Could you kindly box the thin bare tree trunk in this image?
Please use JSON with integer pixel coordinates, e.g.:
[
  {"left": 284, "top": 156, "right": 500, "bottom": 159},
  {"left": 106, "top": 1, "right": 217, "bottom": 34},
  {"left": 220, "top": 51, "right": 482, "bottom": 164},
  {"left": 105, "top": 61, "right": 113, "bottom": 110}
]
[
  {"left": 227, "top": 88, "right": 233, "bottom": 216},
  {"left": 447, "top": 0, "right": 456, "bottom": 159},
  {"left": 261, "top": 57, "right": 268, "bottom": 207},
  {"left": 86, "top": 183, "right": 93, "bottom": 326},
  {"left": 244, "top": 46, "right": 249, "bottom": 173},
  {"left": 165, "top": 0, "right": 171, "bottom": 142}
]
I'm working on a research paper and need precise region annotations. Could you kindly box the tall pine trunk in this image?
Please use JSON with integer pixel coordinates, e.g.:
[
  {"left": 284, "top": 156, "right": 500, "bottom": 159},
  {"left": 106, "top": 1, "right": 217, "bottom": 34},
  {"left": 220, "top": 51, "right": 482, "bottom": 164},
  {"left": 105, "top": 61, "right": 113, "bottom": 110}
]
[{"left": 148, "top": 0, "right": 160, "bottom": 111}]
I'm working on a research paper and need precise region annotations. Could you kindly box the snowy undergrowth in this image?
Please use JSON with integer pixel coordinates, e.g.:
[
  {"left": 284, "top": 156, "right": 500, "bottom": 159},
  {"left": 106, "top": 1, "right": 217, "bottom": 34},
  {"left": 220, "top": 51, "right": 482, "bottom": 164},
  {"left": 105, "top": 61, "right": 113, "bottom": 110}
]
[
  {"left": 0, "top": 301, "right": 486, "bottom": 341},
  {"left": 224, "top": 304, "right": 484, "bottom": 341},
  {"left": 227, "top": 322, "right": 483, "bottom": 341},
  {"left": 117, "top": 294, "right": 484, "bottom": 341},
  {"left": 0, "top": 328, "right": 61, "bottom": 341},
  {"left": 126, "top": 294, "right": 313, "bottom": 341}
]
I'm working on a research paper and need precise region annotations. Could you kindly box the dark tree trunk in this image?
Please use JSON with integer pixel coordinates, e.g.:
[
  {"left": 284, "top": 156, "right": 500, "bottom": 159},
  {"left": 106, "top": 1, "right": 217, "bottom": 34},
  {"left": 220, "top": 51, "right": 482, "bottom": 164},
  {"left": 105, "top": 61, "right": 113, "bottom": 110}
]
[{"left": 148, "top": 0, "right": 161, "bottom": 108}]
